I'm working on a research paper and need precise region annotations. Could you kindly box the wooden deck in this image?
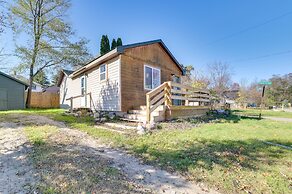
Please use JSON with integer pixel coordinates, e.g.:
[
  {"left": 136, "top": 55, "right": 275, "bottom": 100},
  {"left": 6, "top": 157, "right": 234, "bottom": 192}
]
[{"left": 146, "top": 81, "right": 210, "bottom": 122}]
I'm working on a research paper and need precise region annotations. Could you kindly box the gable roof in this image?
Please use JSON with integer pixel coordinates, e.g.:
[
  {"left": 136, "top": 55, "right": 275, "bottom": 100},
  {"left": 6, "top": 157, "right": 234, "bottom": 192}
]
[
  {"left": 0, "top": 71, "right": 29, "bottom": 87},
  {"left": 57, "top": 69, "right": 74, "bottom": 86},
  {"left": 72, "top": 39, "right": 184, "bottom": 77},
  {"left": 63, "top": 69, "right": 74, "bottom": 76}
]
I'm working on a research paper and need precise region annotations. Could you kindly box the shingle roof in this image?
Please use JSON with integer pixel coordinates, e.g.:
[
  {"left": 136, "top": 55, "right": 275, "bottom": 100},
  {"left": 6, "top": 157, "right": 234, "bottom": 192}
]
[
  {"left": 72, "top": 39, "right": 184, "bottom": 77},
  {"left": 0, "top": 71, "right": 29, "bottom": 87},
  {"left": 62, "top": 69, "right": 74, "bottom": 76}
]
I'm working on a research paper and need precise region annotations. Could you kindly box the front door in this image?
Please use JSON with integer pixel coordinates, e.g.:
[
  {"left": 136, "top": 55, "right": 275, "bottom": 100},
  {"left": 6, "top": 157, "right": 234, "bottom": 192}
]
[
  {"left": 80, "top": 76, "right": 87, "bottom": 107},
  {"left": 0, "top": 88, "right": 8, "bottom": 110}
]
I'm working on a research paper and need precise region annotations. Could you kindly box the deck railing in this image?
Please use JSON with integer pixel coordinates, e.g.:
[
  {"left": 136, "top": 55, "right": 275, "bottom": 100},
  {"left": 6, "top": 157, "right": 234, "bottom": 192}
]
[
  {"left": 146, "top": 81, "right": 210, "bottom": 122},
  {"left": 66, "top": 92, "right": 93, "bottom": 112}
]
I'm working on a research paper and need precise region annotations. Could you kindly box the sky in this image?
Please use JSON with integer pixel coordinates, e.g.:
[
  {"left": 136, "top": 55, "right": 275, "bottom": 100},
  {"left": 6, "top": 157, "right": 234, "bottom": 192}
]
[{"left": 1, "top": 0, "right": 292, "bottom": 83}]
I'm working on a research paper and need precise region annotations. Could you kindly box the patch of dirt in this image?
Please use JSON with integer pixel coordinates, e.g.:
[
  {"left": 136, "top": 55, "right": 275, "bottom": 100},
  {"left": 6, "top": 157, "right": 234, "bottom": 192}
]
[
  {"left": 1, "top": 114, "right": 219, "bottom": 193},
  {"left": 54, "top": 124, "right": 219, "bottom": 193},
  {"left": 0, "top": 122, "right": 37, "bottom": 193}
]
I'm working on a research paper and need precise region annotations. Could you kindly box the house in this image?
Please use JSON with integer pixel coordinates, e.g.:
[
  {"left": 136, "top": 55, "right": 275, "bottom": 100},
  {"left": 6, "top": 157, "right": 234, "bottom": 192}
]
[
  {"left": 14, "top": 74, "right": 43, "bottom": 92},
  {"left": 43, "top": 86, "right": 60, "bottom": 94},
  {"left": 58, "top": 39, "right": 210, "bottom": 121},
  {"left": 0, "top": 71, "right": 28, "bottom": 110},
  {"left": 58, "top": 69, "right": 74, "bottom": 108}
]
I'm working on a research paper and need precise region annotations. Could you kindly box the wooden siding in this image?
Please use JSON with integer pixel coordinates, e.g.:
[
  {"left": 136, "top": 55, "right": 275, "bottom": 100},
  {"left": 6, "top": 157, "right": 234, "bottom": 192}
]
[
  {"left": 0, "top": 75, "right": 26, "bottom": 110},
  {"left": 65, "top": 56, "right": 121, "bottom": 111},
  {"left": 120, "top": 43, "right": 183, "bottom": 112}
]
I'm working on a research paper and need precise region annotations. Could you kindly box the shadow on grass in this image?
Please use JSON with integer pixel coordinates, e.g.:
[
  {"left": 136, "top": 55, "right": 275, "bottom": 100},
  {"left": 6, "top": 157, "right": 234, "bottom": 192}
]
[{"left": 133, "top": 138, "right": 288, "bottom": 173}]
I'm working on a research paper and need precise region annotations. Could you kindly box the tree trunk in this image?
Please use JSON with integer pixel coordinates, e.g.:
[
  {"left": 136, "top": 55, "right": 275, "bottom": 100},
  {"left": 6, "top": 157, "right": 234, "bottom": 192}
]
[{"left": 26, "top": 65, "right": 34, "bottom": 108}]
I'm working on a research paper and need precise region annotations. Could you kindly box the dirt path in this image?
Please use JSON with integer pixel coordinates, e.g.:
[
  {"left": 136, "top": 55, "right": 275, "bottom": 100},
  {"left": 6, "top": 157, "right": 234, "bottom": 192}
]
[
  {"left": 0, "top": 114, "right": 218, "bottom": 194},
  {"left": 58, "top": 127, "right": 217, "bottom": 194},
  {"left": 263, "top": 116, "right": 292, "bottom": 122},
  {"left": 0, "top": 122, "right": 37, "bottom": 193}
]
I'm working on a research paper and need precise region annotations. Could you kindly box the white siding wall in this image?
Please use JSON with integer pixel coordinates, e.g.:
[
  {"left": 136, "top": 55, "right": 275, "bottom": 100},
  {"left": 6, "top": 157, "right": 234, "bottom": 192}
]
[
  {"left": 65, "top": 57, "right": 121, "bottom": 111},
  {"left": 87, "top": 58, "right": 121, "bottom": 111}
]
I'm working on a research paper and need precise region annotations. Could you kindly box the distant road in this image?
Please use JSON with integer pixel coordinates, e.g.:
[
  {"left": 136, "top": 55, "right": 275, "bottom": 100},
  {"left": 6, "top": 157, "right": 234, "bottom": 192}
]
[{"left": 263, "top": 116, "right": 292, "bottom": 123}]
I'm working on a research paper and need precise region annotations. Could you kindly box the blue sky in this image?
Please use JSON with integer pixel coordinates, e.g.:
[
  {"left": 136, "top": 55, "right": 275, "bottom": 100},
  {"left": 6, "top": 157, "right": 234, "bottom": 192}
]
[{"left": 1, "top": 0, "right": 292, "bottom": 83}]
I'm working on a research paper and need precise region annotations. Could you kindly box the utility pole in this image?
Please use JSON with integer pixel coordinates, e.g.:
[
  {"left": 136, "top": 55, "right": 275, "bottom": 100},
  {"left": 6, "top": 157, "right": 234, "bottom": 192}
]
[{"left": 258, "top": 80, "right": 272, "bottom": 119}]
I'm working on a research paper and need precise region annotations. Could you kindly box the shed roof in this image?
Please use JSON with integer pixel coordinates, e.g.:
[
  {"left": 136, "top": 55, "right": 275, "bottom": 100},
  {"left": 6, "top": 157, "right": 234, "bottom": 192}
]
[
  {"left": 72, "top": 39, "right": 184, "bottom": 77},
  {"left": 0, "top": 71, "right": 29, "bottom": 87}
]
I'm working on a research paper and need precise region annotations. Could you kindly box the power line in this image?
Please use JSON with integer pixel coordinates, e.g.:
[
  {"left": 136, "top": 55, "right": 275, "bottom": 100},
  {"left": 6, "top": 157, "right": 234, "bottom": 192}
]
[
  {"left": 229, "top": 49, "right": 292, "bottom": 63},
  {"left": 205, "top": 10, "right": 292, "bottom": 46}
]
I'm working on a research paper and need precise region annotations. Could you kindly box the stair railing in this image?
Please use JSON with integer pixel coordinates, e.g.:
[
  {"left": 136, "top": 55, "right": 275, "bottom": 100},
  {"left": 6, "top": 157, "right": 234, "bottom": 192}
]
[
  {"left": 146, "top": 82, "right": 172, "bottom": 122},
  {"left": 146, "top": 81, "right": 211, "bottom": 122}
]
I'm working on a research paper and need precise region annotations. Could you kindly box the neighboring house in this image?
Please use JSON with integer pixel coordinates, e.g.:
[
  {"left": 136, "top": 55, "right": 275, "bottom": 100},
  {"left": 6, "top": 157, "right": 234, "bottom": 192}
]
[
  {"left": 31, "top": 82, "right": 43, "bottom": 92},
  {"left": 14, "top": 75, "right": 43, "bottom": 92},
  {"left": 43, "top": 86, "right": 60, "bottom": 93},
  {"left": 58, "top": 39, "right": 184, "bottom": 114},
  {"left": 0, "top": 71, "right": 28, "bottom": 110}
]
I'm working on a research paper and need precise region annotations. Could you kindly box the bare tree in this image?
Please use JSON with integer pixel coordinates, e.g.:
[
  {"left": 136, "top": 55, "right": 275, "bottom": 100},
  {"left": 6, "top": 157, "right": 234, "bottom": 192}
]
[
  {"left": 10, "top": 0, "right": 92, "bottom": 107},
  {"left": 208, "top": 61, "right": 232, "bottom": 97}
]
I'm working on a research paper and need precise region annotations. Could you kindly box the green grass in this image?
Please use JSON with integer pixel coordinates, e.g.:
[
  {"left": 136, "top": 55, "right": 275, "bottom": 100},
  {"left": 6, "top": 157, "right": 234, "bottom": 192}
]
[
  {"left": 1, "top": 109, "right": 291, "bottom": 193},
  {"left": 24, "top": 125, "right": 59, "bottom": 145},
  {"left": 233, "top": 108, "right": 292, "bottom": 118}
]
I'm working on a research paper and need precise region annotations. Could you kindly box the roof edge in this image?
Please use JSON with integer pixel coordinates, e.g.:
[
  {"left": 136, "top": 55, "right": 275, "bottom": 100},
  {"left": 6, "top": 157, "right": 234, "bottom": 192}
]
[{"left": 0, "top": 71, "right": 29, "bottom": 87}]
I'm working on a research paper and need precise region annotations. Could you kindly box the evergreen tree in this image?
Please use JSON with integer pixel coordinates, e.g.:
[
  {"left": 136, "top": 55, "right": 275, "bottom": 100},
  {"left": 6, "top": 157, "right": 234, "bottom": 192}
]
[
  {"left": 117, "top": 38, "right": 123, "bottom": 47},
  {"left": 111, "top": 38, "right": 117, "bottom": 50},
  {"left": 34, "top": 70, "right": 50, "bottom": 87},
  {"left": 100, "top": 35, "right": 110, "bottom": 55}
]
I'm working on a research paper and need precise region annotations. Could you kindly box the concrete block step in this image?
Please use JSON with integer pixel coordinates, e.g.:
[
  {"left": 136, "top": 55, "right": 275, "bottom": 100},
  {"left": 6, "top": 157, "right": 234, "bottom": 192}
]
[{"left": 123, "top": 114, "right": 164, "bottom": 122}]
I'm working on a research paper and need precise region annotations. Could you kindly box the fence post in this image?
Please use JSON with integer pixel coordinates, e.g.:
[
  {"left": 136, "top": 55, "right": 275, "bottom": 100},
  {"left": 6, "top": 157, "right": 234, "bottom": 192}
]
[
  {"left": 165, "top": 82, "right": 172, "bottom": 106},
  {"left": 146, "top": 94, "right": 150, "bottom": 123},
  {"left": 70, "top": 97, "right": 73, "bottom": 113}
]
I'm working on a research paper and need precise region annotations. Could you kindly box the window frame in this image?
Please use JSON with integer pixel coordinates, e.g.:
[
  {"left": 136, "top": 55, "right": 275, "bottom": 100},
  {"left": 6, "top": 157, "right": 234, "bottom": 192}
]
[
  {"left": 144, "top": 64, "right": 161, "bottom": 90},
  {"left": 100, "top": 64, "right": 107, "bottom": 81},
  {"left": 81, "top": 76, "right": 85, "bottom": 95}
]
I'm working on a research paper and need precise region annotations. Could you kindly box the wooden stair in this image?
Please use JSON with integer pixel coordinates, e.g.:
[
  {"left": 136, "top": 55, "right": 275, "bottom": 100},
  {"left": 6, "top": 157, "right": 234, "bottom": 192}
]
[{"left": 122, "top": 105, "right": 166, "bottom": 122}]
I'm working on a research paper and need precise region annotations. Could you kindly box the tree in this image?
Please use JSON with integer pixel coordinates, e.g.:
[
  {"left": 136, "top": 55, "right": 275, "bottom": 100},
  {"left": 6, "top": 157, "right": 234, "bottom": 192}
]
[
  {"left": 111, "top": 38, "right": 117, "bottom": 50},
  {"left": 100, "top": 35, "right": 110, "bottom": 55},
  {"left": 117, "top": 37, "right": 122, "bottom": 47},
  {"left": 207, "top": 61, "right": 232, "bottom": 97},
  {"left": 34, "top": 69, "right": 49, "bottom": 86},
  {"left": 266, "top": 73, "right": 292, "bottom": 107},
  {"left": 10, "top": 0, "right": 91, "bottom": 107},
  {"left": 0, "top": 0, "right": 6, "bottom": 34}
]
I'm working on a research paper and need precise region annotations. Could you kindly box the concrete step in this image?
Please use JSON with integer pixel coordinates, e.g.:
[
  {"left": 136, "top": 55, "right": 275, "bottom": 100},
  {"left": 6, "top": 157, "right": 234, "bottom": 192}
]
[
  {"left": 123, "top": 113, "right": 165, "bottom": 122},
  {"left": 128, "top": 110, "right": 163, "bottom": 116}
]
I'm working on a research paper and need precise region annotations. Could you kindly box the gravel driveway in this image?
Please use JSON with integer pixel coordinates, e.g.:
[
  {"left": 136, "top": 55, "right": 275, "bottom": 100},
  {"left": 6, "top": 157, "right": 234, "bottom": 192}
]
[
  {"left": 0, "top": 114, "right": 218, "bottom": 194},
  {"left": 0, "top": 122, "right": 37, "bottom": 194}
]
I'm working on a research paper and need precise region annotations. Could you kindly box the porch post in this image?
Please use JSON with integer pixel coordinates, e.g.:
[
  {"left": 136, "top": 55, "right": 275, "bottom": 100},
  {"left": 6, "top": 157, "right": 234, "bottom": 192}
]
[{"left": 146, "top": 94, "right": 150, "bottom": 122}]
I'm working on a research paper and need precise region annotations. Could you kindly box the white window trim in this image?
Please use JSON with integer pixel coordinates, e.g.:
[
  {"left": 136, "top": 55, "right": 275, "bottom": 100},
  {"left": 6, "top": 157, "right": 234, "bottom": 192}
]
[
  {"left": 144, "top": 64, "right": 161, "bottom": 90},
  {"left": 81, "top": 76, "right": 86, "bottom": 95},
  {"left": 100, "top": 64, "right": 107, "bottom": 81}
]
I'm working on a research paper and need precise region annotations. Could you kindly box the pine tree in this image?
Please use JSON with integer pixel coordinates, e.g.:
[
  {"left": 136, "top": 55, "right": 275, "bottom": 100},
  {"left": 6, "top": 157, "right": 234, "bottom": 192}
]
[
  {"left": 100, "top": 35, "right": 110, "bottom": 55},
  {"left": 111, "top": 38, "right": 117, "bottom": 50},
  {"left": 117, "top": 38, "right": 123, "bottom": 47},
  {"left": 34, "top": 70, "right": 50, "bottom": 87}
]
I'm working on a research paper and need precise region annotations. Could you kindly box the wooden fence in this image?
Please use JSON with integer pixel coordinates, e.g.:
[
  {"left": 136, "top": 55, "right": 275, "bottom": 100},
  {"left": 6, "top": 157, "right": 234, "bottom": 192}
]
[
  {"left": 146, "top": 81, "right": 210, "bottom": 122},
  {"left": 28, "top": 92, "right": 60, "bottom": 108}
]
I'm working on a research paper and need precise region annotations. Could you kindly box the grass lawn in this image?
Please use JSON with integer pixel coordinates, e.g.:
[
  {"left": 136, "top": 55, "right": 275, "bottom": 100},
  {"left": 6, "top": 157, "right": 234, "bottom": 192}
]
[
  {"left": 1, "top": 109, "right": 291, "bottom": 193},
  {"left": 233, "top": 108, "right": 292, "bottom": 118}
]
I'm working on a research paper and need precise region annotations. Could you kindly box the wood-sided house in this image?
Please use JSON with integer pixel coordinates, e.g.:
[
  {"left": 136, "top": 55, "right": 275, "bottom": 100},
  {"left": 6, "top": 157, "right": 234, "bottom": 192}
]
[{"left": 58, "top": 39, "right": 210, "bottom": 122}]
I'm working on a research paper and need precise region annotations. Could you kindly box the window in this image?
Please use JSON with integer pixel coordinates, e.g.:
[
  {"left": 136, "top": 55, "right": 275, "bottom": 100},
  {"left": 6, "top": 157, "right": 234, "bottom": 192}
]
[
  {"left": 81, "top": 77, "right": 85, "bottom": 95},
  {"left": 100, "top": 64, "right": 106, "bottom": 81},
  {"left": 144, "top": 65, "right": 161, "bottom": 90}
]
